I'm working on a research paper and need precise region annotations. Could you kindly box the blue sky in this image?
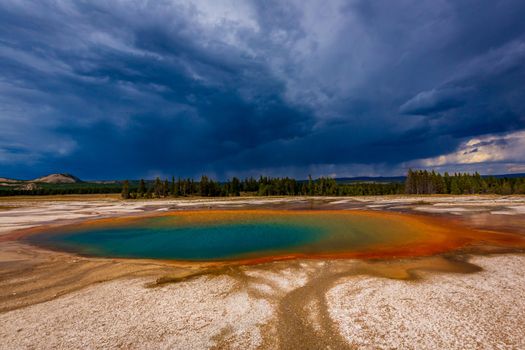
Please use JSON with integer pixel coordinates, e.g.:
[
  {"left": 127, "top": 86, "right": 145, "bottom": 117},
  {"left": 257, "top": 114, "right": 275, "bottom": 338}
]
[{"left": 1, "top": 0, "right": 525, "bottom": 180}]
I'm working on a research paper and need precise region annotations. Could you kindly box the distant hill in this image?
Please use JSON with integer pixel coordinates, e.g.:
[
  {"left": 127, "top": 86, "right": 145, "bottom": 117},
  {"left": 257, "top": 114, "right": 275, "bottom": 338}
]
[
  {"left": 0, "top": 177, "right": 19, "bottom": 183},
  {"left": 335, "top": 173, "right": 525, "bottom": 184},
  {"left": 1, "top": 172, "right": 524, "bottom": 186},
  {"left": 335, "top": 176, "right": 406, "bottom": 184},
  {"left": 30, "top": 173, "right": 82, "bottom": 184},
  {"left": 490, "top": 173, "right": 525, "bottom": 179}
]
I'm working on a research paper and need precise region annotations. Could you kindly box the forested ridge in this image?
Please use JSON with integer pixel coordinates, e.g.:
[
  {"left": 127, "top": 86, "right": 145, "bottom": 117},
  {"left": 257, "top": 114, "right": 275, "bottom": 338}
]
[
  {"left": 1, "top": 171, "right": 524, "bottom": 197},
  {"left": 119, "top": 175, "right": 404, "bottom": 199},
  {"left": 122, "top": 170, "right": 525, "bottom": 198},
  {"left": 404, "top": 169, "right": 525, "bottom": 195}
]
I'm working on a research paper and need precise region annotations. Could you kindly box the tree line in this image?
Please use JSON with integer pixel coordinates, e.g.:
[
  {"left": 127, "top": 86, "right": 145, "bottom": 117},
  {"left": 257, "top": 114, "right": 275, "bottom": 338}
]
[
  {"left": 1, "top": 170, "right": 524, "bottom": 197},
  {"left": 405, "top": 169, "right": 525, "bottom": 195},
  {"left": 121, "top": 175, "right": 404, "bottom": 199}
]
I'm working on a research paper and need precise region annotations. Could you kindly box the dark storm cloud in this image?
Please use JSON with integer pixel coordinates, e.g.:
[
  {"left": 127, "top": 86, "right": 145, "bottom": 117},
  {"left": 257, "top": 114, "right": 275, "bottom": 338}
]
[
  {"left": 1, "top": 0, "right": 525, "bottom": 179},
  {"left": 399, "top": 87, "right": 469, "bottom": 115},
  {"left": 400, "top": 39, "right": 525, "bottom": 139}
]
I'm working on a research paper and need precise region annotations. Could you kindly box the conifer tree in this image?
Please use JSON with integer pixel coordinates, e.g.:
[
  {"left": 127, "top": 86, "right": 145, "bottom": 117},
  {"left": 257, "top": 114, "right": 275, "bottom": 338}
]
[
  {"left": 154, "top": 177, "right": 162, "bottom": 198},
  {"left": 121, "top": 180, "right": 130, "bottom": 199},
  {"left": 163, "top": 178, "right": 169, "bottom": 197},
  {"left": 138, "top": 179, "right": 146, "bottom": 198},
  {"left": 230, "top": 177, "right": 241, "bottom": 196}
]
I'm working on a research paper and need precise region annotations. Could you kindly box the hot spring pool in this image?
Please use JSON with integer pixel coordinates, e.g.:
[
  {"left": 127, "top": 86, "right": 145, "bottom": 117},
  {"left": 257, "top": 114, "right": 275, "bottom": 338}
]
[{"left": 24, "top": 210, "right": 495, "bottom": 261}]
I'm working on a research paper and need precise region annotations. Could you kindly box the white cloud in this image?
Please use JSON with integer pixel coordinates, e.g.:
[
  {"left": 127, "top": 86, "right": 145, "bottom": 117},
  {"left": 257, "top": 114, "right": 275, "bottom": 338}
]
[
  {"left": 417, "top": 130, "right": 525, "bottom": 167},
  {"left": 189, "top": 0, "right": 258, "bottom": 31}
]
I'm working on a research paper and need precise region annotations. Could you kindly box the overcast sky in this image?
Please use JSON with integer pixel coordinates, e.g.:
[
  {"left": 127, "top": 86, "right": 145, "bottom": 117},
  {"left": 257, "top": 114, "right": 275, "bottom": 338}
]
[{"left": 1, "top": 0, "right": 524, "bottom": 180}]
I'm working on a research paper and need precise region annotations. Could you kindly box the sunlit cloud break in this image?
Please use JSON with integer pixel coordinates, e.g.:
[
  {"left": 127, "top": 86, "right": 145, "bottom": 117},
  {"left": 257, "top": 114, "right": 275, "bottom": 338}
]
[{"left": 411, "top": 130, "right": 525, "bottom": 174}]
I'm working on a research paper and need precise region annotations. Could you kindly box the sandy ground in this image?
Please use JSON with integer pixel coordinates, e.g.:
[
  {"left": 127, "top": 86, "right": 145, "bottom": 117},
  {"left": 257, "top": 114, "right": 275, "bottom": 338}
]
[
  {"left": 327, "top": 255, "right": 525, "bottom": 349},
  {"left": 1, "top": 254, "right": 524, "bottom": 349},
  {"left": 1, "top": 195, "right": 525, "bottom": 349}
]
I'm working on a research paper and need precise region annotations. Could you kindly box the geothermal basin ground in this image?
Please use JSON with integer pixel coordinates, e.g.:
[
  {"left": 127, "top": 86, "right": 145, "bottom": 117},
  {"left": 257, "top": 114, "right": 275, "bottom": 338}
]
[{"left": 0, "top": 195, "right": 525, "bottom": 349}]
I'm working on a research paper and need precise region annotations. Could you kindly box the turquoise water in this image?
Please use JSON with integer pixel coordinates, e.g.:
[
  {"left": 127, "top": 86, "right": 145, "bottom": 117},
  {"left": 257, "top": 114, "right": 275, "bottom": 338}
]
[
  {"left": 27, "top": 222, "right": 324, "bottom": 261},
  {"left": 26, "top": 211, "right": 452, "bottom": 261}
]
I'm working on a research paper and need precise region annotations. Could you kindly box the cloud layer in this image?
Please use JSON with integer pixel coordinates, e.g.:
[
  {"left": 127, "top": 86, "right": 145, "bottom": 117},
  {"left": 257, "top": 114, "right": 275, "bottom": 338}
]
[{"left": 1, "top": 0, "right": 524, "bottom": 179}]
